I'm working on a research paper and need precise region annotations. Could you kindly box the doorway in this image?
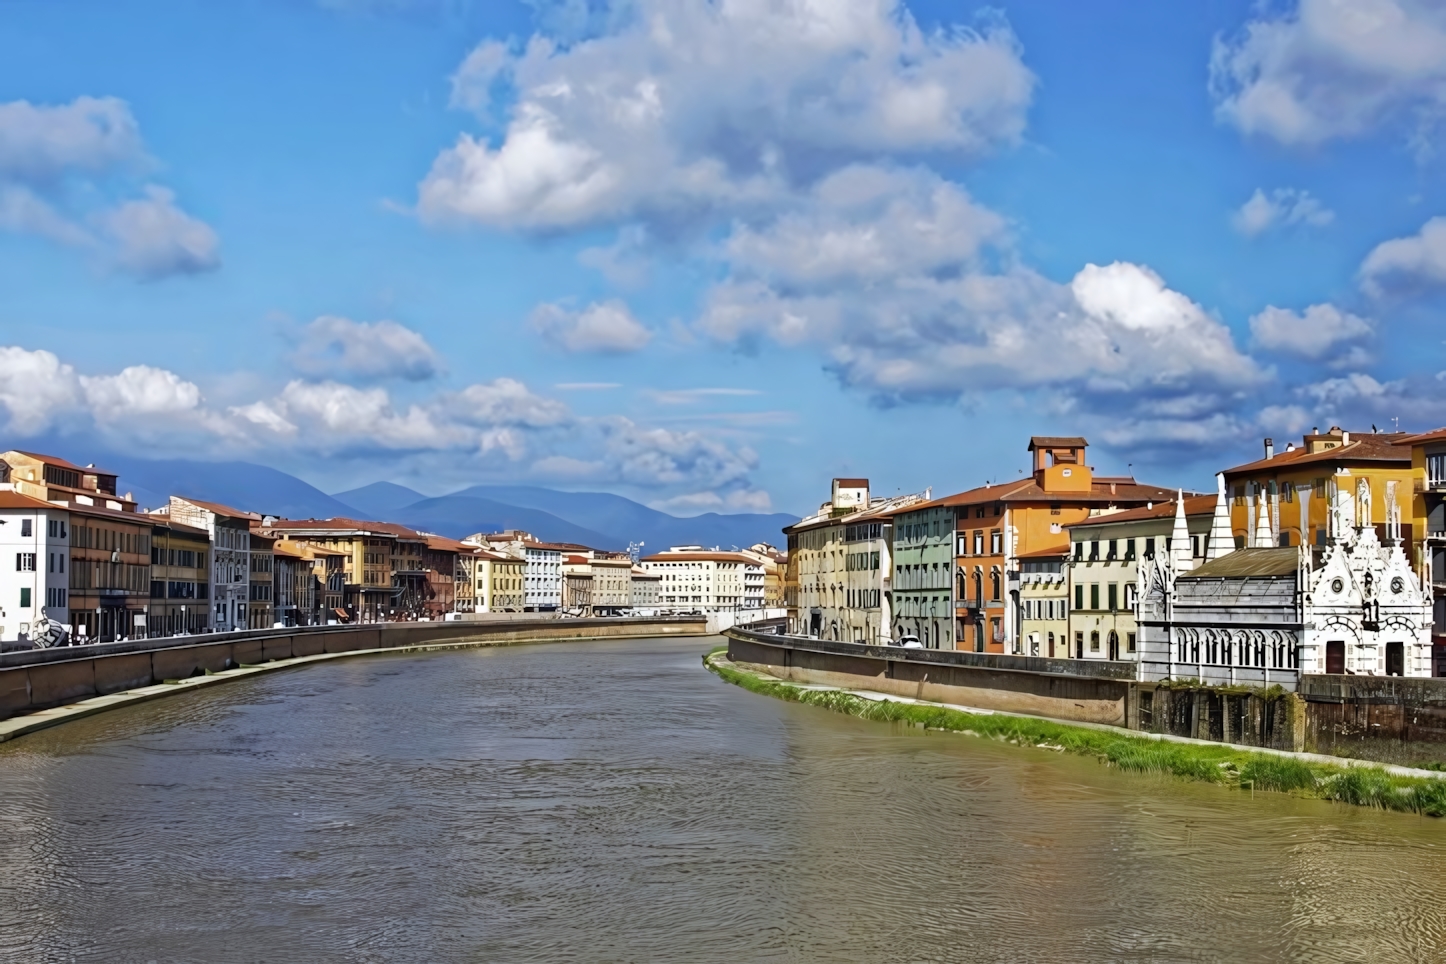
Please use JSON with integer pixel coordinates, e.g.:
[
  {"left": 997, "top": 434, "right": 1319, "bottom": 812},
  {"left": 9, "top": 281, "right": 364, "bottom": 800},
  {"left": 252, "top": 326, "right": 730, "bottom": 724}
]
[
  {"left": 1325, "top": 640, "right": 1345, "bottom": 674},
  {"left": 1108, "top": 630, "right": 1120, "bottom": 661},
  {"left": 1386, "top": 641, "right": 1404, "bottom": 676}
]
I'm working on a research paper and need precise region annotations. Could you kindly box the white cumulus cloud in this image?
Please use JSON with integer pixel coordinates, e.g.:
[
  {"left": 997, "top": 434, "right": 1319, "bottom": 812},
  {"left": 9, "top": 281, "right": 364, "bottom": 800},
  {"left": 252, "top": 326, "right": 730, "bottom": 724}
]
[
  {"left": 696, "top": 164, "right": 1264, "bottom": 434},
  {"left": 0, "top": 341, "right": 769, "bottom": 502},
  {"left": 0, "top": 97, "right": 219, "bottom": 280},
  {"left": 101, "top": 185, "right": 220, "bottom": 280},
  {"left": 1211, "top": 0, "right": 1446, "bottom": 146},
  {"left": 81, "top": 365, "right": 204, "bottom": 419},
  {"left": 1249, "top": 303, "right": 1371, "bottom": 358},
  {"left": 292, "top": 316, "right": 442, "bottom": 381},
  {"left": 529, "top": 299, "right": 652, "bottom": 353},
  {"left": 419, "top": 0, "right": 1034, "bottom": 231},
  {"left": 0, "top": 96, "right": 142, "bottom": 184},
  {"left": 1360, "top": 216, "right": 1446, "bottom": 293},
  {"left": 1232, "top": 187, "right": 1334, "bottom": 236}
]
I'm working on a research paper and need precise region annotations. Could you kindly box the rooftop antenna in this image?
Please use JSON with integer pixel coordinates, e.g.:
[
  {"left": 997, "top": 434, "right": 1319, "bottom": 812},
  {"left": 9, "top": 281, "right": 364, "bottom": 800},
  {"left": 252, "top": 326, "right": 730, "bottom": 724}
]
[{"left": 1393, "top": 416, "right": 1400, "bottom": 431}]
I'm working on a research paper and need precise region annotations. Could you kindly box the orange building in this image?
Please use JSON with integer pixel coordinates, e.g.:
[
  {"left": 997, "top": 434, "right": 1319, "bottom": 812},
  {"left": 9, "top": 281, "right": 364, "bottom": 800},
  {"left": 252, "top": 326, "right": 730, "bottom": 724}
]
[{"left": 904, "top": 437, "right": 1176, "bottom": 653}]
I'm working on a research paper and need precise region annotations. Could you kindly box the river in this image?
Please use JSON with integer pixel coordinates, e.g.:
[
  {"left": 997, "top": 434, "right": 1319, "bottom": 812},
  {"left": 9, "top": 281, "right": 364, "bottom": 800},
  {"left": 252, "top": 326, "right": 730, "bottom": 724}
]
[{"left": 1, "top": 636, "right": 1443, "bottom": 962}]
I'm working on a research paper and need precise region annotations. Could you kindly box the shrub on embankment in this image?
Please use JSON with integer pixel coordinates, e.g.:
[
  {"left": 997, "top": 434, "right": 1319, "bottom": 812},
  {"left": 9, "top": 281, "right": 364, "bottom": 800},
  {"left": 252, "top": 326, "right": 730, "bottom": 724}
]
[{"left": 704, "top": 649, "right": 1446, "bottom": 817}]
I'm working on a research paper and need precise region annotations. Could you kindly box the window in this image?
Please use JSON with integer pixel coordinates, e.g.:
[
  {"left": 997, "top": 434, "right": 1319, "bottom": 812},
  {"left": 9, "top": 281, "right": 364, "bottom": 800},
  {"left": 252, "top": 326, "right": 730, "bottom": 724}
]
[
  {"left": 1124, "top": 539, "right": 1136, "bottom": 561},
  {"left": 15, "top": 553, "right": 35, "bottom": 572},
  {"left": 973, "top": 532, "right": 984, "bottom": 555},
  {"left": 1107, "top": 539, "right": 1117, "bottom": 561},
  {"left": 1075, "top": 583, "right": 1083, "bottom": 610},
  {"left": 1089, "top": 541, "right": 1100, "bottom": 561},
  {"left": 1107, "top": 583, "right": 1118, "bottom": 611},
  {"left": 1090, "top": 630, "right": 1100, "bottom": 652},
  {"left": 1144, "top": 537, "right": 1155, "bottom": 559},
  {"left": 1125, "top": 584, "right": 1137, "bottom": 610},
  {"left": 1075, "top": 631, "right": 1084, "bottom": 657},
  {"left": 1127, "top": 632, "right": 1136, "bottom": 653},
  {"left": 21, "top": 519, "right": 31, "bottom": 537},
  {"left": 1192, "top": 535, "right": 1202, "bottom": 558},
  {"left": 990, "top": 530, "right": 1002, "bottom": 554},
  {"left": 19, "top": 587, "right": 30, "bottom": 608},
  {"left": 1074, "top": 542, "right": 1084, "bottom": 561},
  {"left": 1090, "top": 584, "right": 1100, "bottom": 610}
]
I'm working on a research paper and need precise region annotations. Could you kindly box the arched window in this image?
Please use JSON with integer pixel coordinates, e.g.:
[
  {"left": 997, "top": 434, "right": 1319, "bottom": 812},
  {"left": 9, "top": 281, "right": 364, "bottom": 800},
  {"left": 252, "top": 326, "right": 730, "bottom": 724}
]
[
  {"left": 973, "top": 570, "right": 983, "bottom": 604},
  {"left": 991, "top": 569, "right": 1001, "bottom": 601}
]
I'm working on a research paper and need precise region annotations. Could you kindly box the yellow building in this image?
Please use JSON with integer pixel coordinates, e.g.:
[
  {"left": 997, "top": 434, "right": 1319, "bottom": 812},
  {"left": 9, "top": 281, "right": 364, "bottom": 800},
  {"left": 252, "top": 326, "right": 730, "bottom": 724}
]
[
  {"left": 476, "top": 549, "right": 524, "bottom": 612},
  {"left": 1221, "top": 427, "right": 1415, "bottom": 552}
]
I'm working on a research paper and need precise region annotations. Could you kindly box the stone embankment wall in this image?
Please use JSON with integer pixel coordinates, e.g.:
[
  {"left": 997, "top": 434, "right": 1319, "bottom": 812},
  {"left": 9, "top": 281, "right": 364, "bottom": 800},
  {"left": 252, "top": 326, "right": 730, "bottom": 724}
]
[
  {"left": 727, "top": 632, "right": 1135, "bottom": 727},
  {"left": 727, "top": 629, "right": 1446, "bottom": 763},
  {"left": 0, "top": 617, "right": 708, "bottom": 722}
]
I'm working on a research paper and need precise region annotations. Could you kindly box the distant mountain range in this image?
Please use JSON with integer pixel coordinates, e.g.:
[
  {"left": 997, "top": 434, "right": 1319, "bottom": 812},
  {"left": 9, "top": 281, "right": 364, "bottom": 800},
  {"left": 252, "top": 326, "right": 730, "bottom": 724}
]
[{"left": 77, "top": 455, "right": 796, "bottom": 551}]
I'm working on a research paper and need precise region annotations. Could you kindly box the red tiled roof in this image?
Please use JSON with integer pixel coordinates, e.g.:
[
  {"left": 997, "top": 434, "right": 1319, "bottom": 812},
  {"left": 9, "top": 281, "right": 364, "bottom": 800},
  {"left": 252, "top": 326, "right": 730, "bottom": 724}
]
[
  {"left": 1398, "top": 427, "right": 1446, "bottom": 446},
  {"left": 174, "top": 495, "right": 259, "bottom": 521},
  {"left": 268, "top": 516, "right": 424, "bottom": 539},
  {"left": 7, "top": 450, "right": 115, "bottom": 475},
  {"left": 1067, "top": 494, "right": 1217, "bottom": 528},
  {"left": 1223, "top": 432, "right": 1411, "bottom": 475},
  {"left": 0, "top": 490, "right": 62, "bottom": 511},
  {"left": 640, "top": 551, "right": 758, "bottom": 564},
  {"left": 893, "top": 476, "right": 1181, "bottom": 514}
]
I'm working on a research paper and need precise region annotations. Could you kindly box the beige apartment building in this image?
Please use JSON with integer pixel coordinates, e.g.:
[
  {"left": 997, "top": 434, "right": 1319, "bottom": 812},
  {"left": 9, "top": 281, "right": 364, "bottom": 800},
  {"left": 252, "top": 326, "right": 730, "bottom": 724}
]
[{"left": 149, "top": 516, "right": 211, "bottom": 636}]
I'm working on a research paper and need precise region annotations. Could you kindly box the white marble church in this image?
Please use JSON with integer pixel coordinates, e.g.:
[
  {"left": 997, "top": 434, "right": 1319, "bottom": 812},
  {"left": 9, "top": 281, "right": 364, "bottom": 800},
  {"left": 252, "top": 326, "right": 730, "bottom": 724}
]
[{"left": 1137, "top": 475, "right": 1431, "bottom": 689}]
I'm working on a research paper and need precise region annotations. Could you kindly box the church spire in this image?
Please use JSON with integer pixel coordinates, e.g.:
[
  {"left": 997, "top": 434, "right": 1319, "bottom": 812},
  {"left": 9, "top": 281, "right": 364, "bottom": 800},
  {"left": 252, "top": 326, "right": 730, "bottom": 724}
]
[
  {"left": 1207, "top": 473, "right": 1234, "bottom": 561},
  {"left": 1170, "top": 488, "right": 1191, "bottom": 573}
]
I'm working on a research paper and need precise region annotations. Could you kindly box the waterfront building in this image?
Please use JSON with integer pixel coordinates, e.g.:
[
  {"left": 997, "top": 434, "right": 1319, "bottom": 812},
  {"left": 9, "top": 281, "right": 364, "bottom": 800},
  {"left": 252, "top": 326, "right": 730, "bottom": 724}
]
[
  {"left": 1221, "top": 427, "right": 1413, "bottom": 551},
  {"left": 562, "top": 556, "right": 593, "bottom": 614},
  {"left": 247, "top": 525, "right": 276, "bottom": 629},
  {"left": 785, "top": 479, "right": 925, "bottom": 641},
  {"left": 1396, "top": 428, "right": 1446, "bottom": 674},
  {"left": 148, "top": 516, "right": 211, "bottom": 635},
  {"left": 271, "top": 540, "right": 318, "bottom": 627},
  {"left": 266, "top": 518, "right": 414, "bottom": 621},
  {"left": 474, "top": 548, "right": 524, "bottom": 612},
  {"left": 66, "top": 501, "right": 155, "bottom": 642},
  {"left": 744, "top": 543, "right": 787, "bottom": 609},
  {"left": 168, "top": 497, "right": 259, "bottom": 632},
  {"left": 0, "top": 489, "right": 72, "bottom": 642},
  {"left": 906, "top": 437, "right": 1175, "bottom": 653},
  {"left": 1139, "top": 479, "right": 1431, "bottom": 687},
  {"left": 421, "top": 535, "right": 469, "bottom": 618},
  {"left": 1017, "top": 548, "right": 1068, "bottom": 658},
  {"left": 630, "top": 565, "right": 660, "bottom": 612},
  {"left": 451, "top": 542, "right": 478, "bottom": 614},
  {"left": 0, "top": 450, "right": 138, "bottom": 513},
  {"left": 1065, "top": 493, "right": 1217, "bottom": 661},
  {"left": 590, "top": 554, "right": 633, "bottom": 614},
  {"left": 885, "top": 498, "right": 955, "bottom": 648},
  {"left": 466, "top": 530, "right": 564, "bottom": 611},
  {"left": 641, "top": 547, "right": 765, "bottom": 613}
]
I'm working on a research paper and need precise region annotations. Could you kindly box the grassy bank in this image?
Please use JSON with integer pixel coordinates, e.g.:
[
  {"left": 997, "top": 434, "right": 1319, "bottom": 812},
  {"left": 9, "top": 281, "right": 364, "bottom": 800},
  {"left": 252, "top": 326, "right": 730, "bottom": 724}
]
[{"left": 704, "top": 649, "right": 1446, "bottom": 817}]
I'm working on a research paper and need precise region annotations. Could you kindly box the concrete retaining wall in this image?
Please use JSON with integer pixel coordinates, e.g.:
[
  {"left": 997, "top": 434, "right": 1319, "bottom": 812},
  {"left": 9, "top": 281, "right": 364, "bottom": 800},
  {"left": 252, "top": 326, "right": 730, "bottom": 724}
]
[
  {"left": 728, "top": 630, "right": 1446, "bottom": 763},
  {"left": 727, "top": 633, "right": 1133, "bottom": 727},
  {"left": 0, "top": 617, "right": 707, "bottom": 722}
]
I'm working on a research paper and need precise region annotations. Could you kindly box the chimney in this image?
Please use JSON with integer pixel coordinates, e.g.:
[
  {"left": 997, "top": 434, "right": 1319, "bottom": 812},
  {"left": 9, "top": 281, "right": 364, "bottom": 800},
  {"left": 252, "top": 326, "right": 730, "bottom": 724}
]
[{"left": 1264, "top": 438, "right": 1274, "bottom": 460}]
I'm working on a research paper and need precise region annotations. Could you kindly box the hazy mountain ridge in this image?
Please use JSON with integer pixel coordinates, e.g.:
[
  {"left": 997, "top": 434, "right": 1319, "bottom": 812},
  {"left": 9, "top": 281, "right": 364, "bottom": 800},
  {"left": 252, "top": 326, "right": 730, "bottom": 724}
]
[{"left": 86, "top": 453, "right": 796, "bottom": 548}]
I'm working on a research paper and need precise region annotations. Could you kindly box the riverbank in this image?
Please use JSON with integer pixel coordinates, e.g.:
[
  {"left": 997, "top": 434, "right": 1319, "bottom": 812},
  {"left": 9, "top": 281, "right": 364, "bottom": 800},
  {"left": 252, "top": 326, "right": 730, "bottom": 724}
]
[
  {"left": 0, "top": 627, "right": 712, "bottom": 744},
  {"left": 705, "top": 648, "right": 1446, "bottom": 816}
]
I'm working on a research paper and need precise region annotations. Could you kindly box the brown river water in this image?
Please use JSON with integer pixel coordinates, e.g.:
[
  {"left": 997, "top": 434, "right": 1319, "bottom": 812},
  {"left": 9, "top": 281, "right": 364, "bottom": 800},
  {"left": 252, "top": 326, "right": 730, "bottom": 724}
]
[{"left": 1, "top": 636, "right": 1444, "bottom": 962}]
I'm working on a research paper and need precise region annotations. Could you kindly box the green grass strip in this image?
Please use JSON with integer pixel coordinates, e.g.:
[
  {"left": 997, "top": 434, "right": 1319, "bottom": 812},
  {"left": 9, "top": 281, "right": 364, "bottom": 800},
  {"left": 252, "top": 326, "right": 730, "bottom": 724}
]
[{"left": 703, "top": 649, "right": 1446, "bottom": 817}]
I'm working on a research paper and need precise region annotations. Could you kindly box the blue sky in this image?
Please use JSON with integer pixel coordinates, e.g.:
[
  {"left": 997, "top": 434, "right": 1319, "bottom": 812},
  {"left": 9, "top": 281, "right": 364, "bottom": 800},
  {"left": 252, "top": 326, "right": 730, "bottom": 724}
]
[{"left": 3, "top": 0, "right": 1446, "bottom": 517}]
